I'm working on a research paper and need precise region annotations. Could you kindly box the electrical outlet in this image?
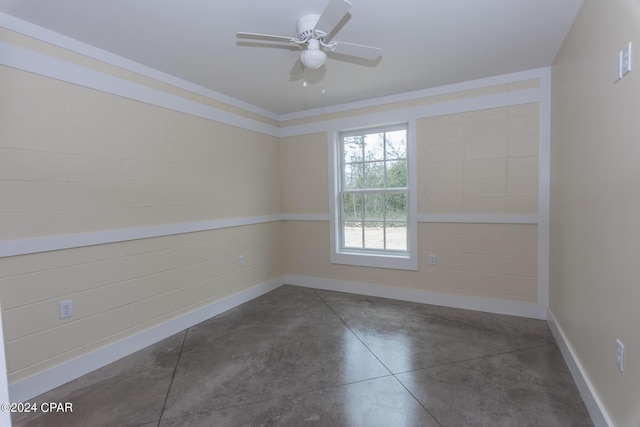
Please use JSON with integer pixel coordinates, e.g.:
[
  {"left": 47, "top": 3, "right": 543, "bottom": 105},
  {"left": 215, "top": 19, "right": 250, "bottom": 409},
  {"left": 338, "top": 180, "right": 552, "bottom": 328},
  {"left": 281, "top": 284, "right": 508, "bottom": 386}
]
[
  {"left": 615, "top": 42, "right": 632, "bottom": 82},
  {"left": 429, "top": 254, "right": 437, "bottom": 265},
  {"left": 59, "top": 300, "right": 73, "bottom": 319},
  {"left": 616, "top": 339, "right": 625, "bottom": 372}
]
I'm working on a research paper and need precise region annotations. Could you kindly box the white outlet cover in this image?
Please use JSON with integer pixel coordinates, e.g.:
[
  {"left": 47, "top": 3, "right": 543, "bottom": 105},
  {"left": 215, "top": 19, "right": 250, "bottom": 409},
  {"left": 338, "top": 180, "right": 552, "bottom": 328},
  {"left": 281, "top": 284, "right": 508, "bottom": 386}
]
[
  {"left": 616, "top": 338, "right": 625, "bottom": 372},
  {"left": 59, "top": 300, "right": 73, "bottom": 319}
]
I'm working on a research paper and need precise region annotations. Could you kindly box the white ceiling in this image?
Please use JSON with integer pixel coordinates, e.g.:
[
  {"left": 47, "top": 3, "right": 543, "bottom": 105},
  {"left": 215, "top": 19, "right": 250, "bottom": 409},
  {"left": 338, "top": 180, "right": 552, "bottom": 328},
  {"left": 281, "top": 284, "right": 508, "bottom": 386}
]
[{"left": 0, "top": 0, "right": 583, "bottom": 116}]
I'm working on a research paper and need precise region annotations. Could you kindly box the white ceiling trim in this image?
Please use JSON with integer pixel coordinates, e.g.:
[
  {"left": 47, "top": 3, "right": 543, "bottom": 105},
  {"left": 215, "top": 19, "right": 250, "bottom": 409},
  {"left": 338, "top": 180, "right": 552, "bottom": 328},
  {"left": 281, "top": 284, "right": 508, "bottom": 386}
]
[
  {"left": 0, "top": 32, "right": 546, "bottom": 143},
  {"left": 2, "top": 11, "right": 548, "bottom": 125},
  {"left": 0, "top": 41, "right": 280, "bottom": 137},
  {"left": 1, "top": 12, "right": 550, "bottom": 144},
  {"left": 0, "top": 1, "right": 583, "bottom": 115},
  {"left": 279, "top": 67, "right": 547, "bottom": 122},
  {"left": 280, "top": 84, "right": 542, "bottom": 138},
  {"left": 0, "top": 12, "right": 280, "bottom": 121},
  {"left": 1, "top": 16, "right": 548, "bottom": 142}
]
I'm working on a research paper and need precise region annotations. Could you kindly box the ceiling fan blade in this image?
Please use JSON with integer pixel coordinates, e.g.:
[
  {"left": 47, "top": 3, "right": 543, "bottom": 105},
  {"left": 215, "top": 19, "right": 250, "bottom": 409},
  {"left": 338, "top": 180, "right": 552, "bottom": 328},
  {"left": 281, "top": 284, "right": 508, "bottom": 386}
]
[
  {"left": 332, "top": 41, "right": 382, "bottom": 61},
  {"left": 314, "top": 0, "right": 352, "bottom": 35},
  {"left": 289, "top": 58, "right": 304, "bottom": 81},
  {"left": 236, "top": 32, "right": 296, "bottom": 44}
]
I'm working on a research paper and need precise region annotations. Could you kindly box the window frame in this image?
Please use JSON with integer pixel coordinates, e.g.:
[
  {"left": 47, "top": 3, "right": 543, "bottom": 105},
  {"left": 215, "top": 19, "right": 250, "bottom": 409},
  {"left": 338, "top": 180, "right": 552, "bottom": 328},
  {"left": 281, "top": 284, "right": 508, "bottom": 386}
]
[{"left": 329, "top": 121, "right": 418, "bottom": 271}]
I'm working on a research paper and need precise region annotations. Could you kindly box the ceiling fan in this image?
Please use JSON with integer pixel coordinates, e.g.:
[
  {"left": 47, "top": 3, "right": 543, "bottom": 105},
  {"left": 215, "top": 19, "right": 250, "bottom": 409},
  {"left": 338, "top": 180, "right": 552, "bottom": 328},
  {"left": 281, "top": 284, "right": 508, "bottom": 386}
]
[{"left": 236, "top": 0, "right": 382, "bottom": 71}]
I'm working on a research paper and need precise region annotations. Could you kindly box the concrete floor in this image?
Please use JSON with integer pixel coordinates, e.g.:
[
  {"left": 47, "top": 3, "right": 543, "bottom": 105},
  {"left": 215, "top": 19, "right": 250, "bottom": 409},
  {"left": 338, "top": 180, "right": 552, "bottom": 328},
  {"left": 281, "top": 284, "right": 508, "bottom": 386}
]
[{"left": 13, "top": 285, "right": 593, "bottom": 426}]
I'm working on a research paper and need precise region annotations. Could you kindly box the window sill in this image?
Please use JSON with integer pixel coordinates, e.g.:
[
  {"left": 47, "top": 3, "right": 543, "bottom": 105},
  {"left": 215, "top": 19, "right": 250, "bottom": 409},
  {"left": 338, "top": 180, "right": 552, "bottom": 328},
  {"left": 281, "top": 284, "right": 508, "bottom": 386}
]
[{"left": 331, "top": 250, "right": 418, "bottom": 271}]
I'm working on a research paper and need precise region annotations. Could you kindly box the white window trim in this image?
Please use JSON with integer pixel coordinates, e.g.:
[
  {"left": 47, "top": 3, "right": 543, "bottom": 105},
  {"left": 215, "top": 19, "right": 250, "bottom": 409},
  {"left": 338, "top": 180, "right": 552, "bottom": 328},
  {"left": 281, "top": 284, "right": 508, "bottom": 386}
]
[{"left": 329, "top": 120, "right": 418, "bottom": 271}]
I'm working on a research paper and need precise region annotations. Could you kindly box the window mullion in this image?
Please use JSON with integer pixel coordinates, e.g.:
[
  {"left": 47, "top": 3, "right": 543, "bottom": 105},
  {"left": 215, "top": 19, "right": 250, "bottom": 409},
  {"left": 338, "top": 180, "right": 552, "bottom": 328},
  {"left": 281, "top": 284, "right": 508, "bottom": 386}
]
[{"left": 342, "top": 188, "right": 406, "bottom": 194}]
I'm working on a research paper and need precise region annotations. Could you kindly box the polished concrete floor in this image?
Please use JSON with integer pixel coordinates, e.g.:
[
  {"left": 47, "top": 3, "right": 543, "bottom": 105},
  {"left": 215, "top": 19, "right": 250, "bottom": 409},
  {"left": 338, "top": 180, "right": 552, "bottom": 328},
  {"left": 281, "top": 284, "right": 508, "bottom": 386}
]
[{"left": 13, "top": 285, "right": 593, "bottom": 427}]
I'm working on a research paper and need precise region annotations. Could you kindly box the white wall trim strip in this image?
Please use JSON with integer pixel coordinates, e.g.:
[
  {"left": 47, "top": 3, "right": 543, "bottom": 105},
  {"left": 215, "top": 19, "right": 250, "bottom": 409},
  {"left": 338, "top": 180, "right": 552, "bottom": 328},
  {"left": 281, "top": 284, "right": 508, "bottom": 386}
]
[
  {"left": 547, "top": 309, "right": 613, "bottom": 427},
  {"left": 0, "top": 42, "right": 280, "bottom": 138},
  {"left": 417, "top": 214, "right": 539, "bottom": 224},
  {"left": 0, "top": 12, "right": 279, "bottom": 121},
  {"left": 9, "top": 277, "right": 284, "bottom": 403},
  {"left": 0, "top": 215, "right": 282, "bottom": 258},
  {"left": 1, "top": 213, "right": 541, "bottom": 258},
  {"left": 286, "top": 275, "right": 547, "bottom": 320},
  {"left": 281, "top": 214, "right": 331, "bottom": 222},
  {"left": 279, "top": 87, "right": 540, "bottom": 138},
  {"left": 537, "top": 67, "right": 552, "bottom": 308}
]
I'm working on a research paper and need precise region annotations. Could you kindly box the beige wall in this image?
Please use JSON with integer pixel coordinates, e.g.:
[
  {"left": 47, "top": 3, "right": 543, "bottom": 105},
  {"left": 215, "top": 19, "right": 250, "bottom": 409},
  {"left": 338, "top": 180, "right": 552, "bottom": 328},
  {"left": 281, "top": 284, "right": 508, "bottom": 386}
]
[
  {"left": 283, "top": 221, "right": 537, "bottom": 302},
  {"left": 418, "top": 104, "right": 539, "bottom": 215},
  {"left": 0, "top": 223, "right": 282, "bottom": 383},
  {"left": 550, "top": 1, "right": 640, "bottom": 425},
  {"left": 281, "top": 95, "right": 540, "bottom": 303},
  {"left": 280, "top": 133, "right": 329, "bottom": 215},
  {"left": 0, "top": 66, "right": 281, "bottom": 238},
  {"left": 0, "top": 36, "right": 283, "bottom": 383}
]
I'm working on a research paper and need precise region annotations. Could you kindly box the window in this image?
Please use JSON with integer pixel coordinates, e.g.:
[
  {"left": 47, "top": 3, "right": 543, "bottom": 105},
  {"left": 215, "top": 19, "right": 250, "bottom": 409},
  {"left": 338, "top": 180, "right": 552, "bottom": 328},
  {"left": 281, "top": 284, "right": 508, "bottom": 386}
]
[{"left": 330, "top": 122, "right": 417, "bottom": 270}]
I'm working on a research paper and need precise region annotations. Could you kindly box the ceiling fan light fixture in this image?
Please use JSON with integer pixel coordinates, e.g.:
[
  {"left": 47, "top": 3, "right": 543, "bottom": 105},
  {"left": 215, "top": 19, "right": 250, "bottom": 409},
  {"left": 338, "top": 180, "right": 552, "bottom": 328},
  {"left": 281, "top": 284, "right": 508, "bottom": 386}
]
[
  {"left": 301, "top": 48, "right": 327, "bottom": 69},
  {"left": 300, "top": 39, "right": 326, "bottom": 69}
]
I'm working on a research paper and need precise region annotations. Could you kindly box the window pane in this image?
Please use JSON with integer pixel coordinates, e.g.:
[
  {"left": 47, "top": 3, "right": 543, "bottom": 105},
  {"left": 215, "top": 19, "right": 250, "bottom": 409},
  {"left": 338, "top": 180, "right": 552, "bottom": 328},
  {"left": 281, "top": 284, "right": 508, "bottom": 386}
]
[
  {"left": 364, "top": 193, "right": 384, "bottom": 221},
  {"left": 338, "top": 123, "right": 410, "bottom": 259},
  {"left": 386, "top": 130, "right": 407, "bottom": 160},
  {"left": 344, "top": 222, "right": 363, "bottom": 248},
  {"left": 342, "top": 194, "right": 363, "bottom": 221},
  {"left": 364, "top": 132, "right": 384, "bottom": 161},
  {"left": 386, "top": 160, "right": 407, "bottom": 188},
  {"left": 364, "top": 222, "right": 384, "bottom": 249},
  {"left": 344, "top": 163, "right": 363, "bottom": 190},
  {"left": 386, "top": 222, "right": 407, "bottom": 251},
  {"left": 343, "top": 136, "right": 363, "bottom": 163},
  {"left": 386, "top": 192, "right": 407, "bottom": 221},
  {"left": 364, "top": 161, "right": 385, "bottom": 188}
]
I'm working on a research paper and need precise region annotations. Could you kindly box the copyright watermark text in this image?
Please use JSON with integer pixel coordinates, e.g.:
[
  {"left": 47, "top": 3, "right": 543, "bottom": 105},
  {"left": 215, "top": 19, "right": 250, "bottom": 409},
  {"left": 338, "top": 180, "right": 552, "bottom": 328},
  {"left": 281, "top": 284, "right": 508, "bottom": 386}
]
[{"left": 1, "top": 402, "right": 73, "bottom": 413}]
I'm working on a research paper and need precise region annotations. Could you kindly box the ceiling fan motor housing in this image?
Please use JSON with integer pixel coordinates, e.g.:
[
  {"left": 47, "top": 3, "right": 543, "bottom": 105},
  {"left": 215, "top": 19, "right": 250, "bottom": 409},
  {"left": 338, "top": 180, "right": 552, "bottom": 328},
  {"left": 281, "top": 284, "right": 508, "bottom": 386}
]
[{"left": 297, "top": 14, "right": 322, "bottom": 40}]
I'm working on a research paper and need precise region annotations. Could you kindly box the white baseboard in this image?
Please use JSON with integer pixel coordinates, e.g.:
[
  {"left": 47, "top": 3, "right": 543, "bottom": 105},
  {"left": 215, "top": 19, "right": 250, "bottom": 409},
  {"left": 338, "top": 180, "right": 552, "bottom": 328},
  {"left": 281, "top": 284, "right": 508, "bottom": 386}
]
[
  {"left": 9, "top": 277, "right": 284, "bottom": 403},
  {"left": 9, "top": 275, "right": 548, "bottom": 403},
  {"left": 284, "top": 275, "right": 547, "bottom": 319},
  {"left": 547, "top": 309, "right": 613, "bottom": 427}
]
